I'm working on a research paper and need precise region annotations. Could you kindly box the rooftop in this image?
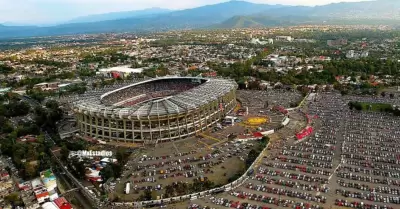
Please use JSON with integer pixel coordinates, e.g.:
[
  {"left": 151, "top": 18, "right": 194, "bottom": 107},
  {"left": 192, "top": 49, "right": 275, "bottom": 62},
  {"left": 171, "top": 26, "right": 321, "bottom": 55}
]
[{"left": 73, "top": 76, "right": 237, "bottom": 118}]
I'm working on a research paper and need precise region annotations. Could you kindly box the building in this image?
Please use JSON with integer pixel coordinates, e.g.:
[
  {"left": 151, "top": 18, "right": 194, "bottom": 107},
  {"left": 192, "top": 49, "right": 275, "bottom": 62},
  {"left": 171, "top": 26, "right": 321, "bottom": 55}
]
[
  {"left": 275, "top": 36, "right": 293, "bottom": 42},
  {"left": 42, "top": 202, "right": 58, "bottom": 209},
  {"left": 33, "top": 82, "right": 60, "bottom": 91},
  {"left": 98, "top": 65, "right": 144, "bottom": 79},
  {"left": 0, "top": 179, "right": 13, "bottom": 198},
  {"left": 0, "top": 87, "right": 11, "bottom": 95},
  {"left": 40, "top": 169, "right": 57, "bottom": 192},
  {"left": 346, "top": 50, "right": 369, "bottom": 59},
  {"left": 17, "top": 181, "right": 32, "bottom": 191},
  {"left": 73, "top": 77, "right": 237, "bottom": 143},
  {"left": 361, "top": 51, "right": 369, "bottom": 58},
  {"left": 346, "top": 50, "right": 355, "bottom": 59},
  {"left": 53, "top": 197, "right": 72, "bottom": 209},
  {"left": 31, "top": 178, "right": 50, "bottom": 204},
  {"left": 250, "top": 38, "right": 273, "bottom": 45}
]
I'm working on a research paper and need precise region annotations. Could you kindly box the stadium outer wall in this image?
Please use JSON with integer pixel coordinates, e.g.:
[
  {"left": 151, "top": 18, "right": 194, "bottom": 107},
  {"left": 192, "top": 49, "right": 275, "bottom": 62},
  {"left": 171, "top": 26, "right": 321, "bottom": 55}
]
[{"left": 74, "top": 89, "right": 237, "bottom": 144}]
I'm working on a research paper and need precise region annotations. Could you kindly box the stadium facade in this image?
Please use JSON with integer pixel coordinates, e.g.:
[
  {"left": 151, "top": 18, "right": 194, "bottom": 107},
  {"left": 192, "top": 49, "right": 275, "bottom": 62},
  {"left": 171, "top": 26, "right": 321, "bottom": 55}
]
[{"left": 73, "top": 77, "right": 237, "bottom": 143}]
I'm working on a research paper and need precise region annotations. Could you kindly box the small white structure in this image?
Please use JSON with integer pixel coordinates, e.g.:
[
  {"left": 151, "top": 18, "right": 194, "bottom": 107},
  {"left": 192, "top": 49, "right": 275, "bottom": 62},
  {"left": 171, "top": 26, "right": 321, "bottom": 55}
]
[
  {"left": 98, "top": 65, "right": 144, "bottom": 78},
  {"left": 224, "top": 116, "right": 237, "bottom": 126}
]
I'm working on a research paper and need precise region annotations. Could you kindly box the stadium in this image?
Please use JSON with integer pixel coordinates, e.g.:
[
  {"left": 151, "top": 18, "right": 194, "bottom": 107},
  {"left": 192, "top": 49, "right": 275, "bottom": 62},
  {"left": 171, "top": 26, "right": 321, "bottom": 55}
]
[{"left": 72, "top": 77, "right": 238, "bottom": 143}]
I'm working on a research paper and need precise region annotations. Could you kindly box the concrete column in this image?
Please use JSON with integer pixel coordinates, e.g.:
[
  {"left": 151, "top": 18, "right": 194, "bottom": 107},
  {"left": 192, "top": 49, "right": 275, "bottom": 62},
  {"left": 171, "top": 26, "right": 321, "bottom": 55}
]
[
  {"left": 149, "top": 118, "right": 153, "bottom": 142},
  {"left": 109, "top": 119, "right": 112, "bottom": 139},
  {"left": 101, "top": 117, "right": 105, "bottom": 141},
  {"left": 89, "top": 116, "right": 93, "bottom": 137},
  {"left": 140, "top": 120, "right": 143, "bottom": 142},
  {"left": 192, "top": 112, "right": 196, "bottom": 134},
  {"left": 79, "top": 114, "right": 84, "bottom": 134},
  {"left": 158, "top": 116, "right": 162, "bottom": 142},
  {"left": 167, "top": 115, "right": 172, "bottom": 140},
  {"left": 198, "top": 108, "right": 202, "bottom": 131},
  {"left": 132, "top": 121, "right": 135, "bottom": 142},
  {"left": 95, "top": 116, "right": 99, "bottom": 138},
  {"left": 123, "top": 119, "right": 127, "bottom": 142}
]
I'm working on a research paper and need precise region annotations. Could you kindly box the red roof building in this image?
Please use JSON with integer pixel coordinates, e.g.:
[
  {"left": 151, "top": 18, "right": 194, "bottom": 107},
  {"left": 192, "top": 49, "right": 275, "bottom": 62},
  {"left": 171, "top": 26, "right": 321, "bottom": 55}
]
[{"left": 53, "top": 197, "right": 72, "bottom": 209}]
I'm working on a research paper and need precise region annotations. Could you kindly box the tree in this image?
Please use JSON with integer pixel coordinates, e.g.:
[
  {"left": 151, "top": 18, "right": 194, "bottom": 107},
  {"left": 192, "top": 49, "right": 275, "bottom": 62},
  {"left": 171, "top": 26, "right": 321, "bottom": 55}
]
[
  {"left": 246, "top": 149, "right": 259, "bottom": 168},
  {"left": 99, "top": 165, "right": 114, "bottom": 182},
  {"left": 61, "top": 145, "right": 69, "bottom": 161},
  {"left": 164, "top": 185, "right": 175, "bottom": 198},
  {"left": 34, "top": 100, "right": 63, "bottom": 130},
  {"left": 38, "top": 153, "right": 51, "bottom": 171},
  {"left": 0, "top": 116, "right": 13, "bottom": 134},
  {"left": 0, "top": 64, "right": 14, "bottom": 75},
  {"left": 139, "top": 190, "right": 152, "bottom": 201},
  {"left": 24, "top": 163, "right": 37, "bottom": 179},
  {"left": 381, "top": 91, "right": 386, "bottom": 97},
  {"left": 70, "top": 158, "right": 86, "bottom": 178},
  {"left": 348, "top": 101, "right": 362, "bottom": 111},
  {"left": 260, "top": 136, "right": 270, "bottom": 147},
  {"left": 4, "top": 193, "right": 19, "bottom": 204},
  {"left": 116, "top": 148, "right": 128, "bottom": 164}
]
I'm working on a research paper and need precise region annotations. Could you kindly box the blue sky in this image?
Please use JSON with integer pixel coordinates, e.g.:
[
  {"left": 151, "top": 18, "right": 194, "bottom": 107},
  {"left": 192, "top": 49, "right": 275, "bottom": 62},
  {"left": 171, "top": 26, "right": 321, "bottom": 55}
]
[{"left": 0, "top": 0, "right": 370, "bottom": 25}]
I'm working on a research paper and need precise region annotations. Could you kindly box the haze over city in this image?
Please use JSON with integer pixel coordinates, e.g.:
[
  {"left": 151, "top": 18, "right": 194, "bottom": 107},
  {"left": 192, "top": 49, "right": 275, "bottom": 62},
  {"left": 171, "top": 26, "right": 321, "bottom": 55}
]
[{"left": 1, "top": 0, "right": 371, "bottom": 25}]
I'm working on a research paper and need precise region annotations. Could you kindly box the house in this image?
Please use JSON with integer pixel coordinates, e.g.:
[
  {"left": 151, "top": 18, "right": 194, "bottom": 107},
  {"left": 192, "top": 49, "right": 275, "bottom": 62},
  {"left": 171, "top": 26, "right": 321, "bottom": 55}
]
[
  {"left": 0, "top": 179, "right": 13, "bottom": 198},
  {"left": 17, "top": 135, "right": 37, "bottom": 143},
  {"left": 0, "top": 87, "right": 11, "bottom": 95},
  {"left": 53, "top": 197, "right": 72, "bottom": 209},
  {"left": 40, "top": 170, "right": 57, "bottom": 192},
  {"left": 33, "top": 188, "right": 49, "bottom": 204},
  {"left": 33, "top": 82, "right": 60, "bottom": 91},
  {"left": 0, "top": 171, "right": 10, "bottom": 181},
  {"left": 17, "top": 181, "right": 32, "bottom": 191},
  {"left": 41, "top": 202, "right": 58, "bottom": 209}
]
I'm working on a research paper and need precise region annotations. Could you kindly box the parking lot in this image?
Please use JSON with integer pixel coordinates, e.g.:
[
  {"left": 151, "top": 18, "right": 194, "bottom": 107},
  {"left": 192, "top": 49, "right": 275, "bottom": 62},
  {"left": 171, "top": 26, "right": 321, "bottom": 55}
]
[
  {"left": 105, "top": 90, "right": 306, "bottom": 206},
  {"left": 188, "top": 92, "right": 400, "bottom": 209}
]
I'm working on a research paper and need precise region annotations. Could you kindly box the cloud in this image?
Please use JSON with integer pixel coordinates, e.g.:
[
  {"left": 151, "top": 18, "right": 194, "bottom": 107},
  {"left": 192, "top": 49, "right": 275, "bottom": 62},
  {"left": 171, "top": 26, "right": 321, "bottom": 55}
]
[{"left": 0, "top": 0, "right": 370, "bottom": 24}]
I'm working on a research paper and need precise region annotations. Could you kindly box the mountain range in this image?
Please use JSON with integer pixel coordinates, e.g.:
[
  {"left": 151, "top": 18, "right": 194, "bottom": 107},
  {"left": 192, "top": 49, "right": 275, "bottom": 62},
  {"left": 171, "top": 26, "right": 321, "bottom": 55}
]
[
  {"left": 66, "top": 8, "right": 173, "bottom": 24},
  {"left": 0, "top": 0, "right": 399, "bottom": 39}
]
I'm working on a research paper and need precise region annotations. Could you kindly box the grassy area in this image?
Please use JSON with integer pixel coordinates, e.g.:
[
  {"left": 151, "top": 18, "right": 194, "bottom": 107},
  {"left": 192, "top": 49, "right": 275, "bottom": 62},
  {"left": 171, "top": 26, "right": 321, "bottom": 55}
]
[
  {"left": 349, "top": 101, "right": 393, "bottom": 112},
  {"left": 359, "top": 102, "right": 393, "bottom": 112}
]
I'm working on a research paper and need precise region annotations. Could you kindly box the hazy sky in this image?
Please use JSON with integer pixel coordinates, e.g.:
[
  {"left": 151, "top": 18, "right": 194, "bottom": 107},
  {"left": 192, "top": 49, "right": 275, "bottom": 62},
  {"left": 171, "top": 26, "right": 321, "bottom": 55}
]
[{"left": 0, "top": 0, "right": 371, "bottom": 24}]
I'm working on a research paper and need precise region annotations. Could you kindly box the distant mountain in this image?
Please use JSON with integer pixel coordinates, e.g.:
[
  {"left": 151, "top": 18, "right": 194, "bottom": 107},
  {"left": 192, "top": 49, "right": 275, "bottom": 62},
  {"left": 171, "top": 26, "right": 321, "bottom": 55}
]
[
  {"left": 216, "top": 15, "right": 398, "bottom": 29},
  {"left": 0, "top": 0, "right": 400, "bottom": 39},
  {"left": 0, "top": 1, "right": 286, "bottom": 38},
  {"left": 159, "top": 0, "right": 285, "bottom": 25},
  {"left": 66, "top": 8, "right": 173, "bottom": 24},
  {"left": 0, "top": 24, "right": 37, "bottom": 33},
  {"left": 1, "top": 22, "right": 38, "bottom": 26},
  {"left": 215, "top": 15, "right": 319, "bottom": 28},
  {"left": 217, "top": 16, "right": 265, "bottom": 28},
  {"left": 257, "top": 0, "right": 400, "bottom": 19},
  {"left": 216, "top": 0, "right": 400, "bottom": 29}
]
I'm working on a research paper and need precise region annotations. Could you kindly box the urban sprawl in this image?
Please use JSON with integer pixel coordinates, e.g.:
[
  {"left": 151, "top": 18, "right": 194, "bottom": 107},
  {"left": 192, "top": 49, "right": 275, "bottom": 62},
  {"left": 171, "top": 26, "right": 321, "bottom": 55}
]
[{"left": 0, "top": 25, "right": 400, "bottom": 209}]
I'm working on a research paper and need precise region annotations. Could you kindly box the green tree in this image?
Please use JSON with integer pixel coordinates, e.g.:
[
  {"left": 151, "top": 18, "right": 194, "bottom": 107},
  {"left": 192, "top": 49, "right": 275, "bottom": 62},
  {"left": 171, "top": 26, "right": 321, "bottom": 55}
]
[
  {"left": 99, "top": 165, "right": 115, "bottom": 182},
  {"left": 24, "top": 163, "right": 37, "bottom": 179},
  {"left": 246, "top": 149, "right": 259, "bottom": 168},
  {"left": 4, "top": 193, "right": 20, "bottom": 204}
]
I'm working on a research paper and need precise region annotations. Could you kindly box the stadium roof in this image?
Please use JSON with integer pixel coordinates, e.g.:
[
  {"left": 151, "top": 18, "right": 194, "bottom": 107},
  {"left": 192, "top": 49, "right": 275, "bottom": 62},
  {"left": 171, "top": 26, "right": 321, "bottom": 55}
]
[{"left": 73, "top": 76, "right": 237, "bottom": 119}]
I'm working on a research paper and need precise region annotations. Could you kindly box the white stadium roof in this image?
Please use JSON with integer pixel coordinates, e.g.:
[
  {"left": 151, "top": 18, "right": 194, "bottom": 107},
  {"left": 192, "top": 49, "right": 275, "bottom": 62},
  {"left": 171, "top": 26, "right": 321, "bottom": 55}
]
[{"left": 72, "top": 76, "right": 237, "bottom": 119}]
